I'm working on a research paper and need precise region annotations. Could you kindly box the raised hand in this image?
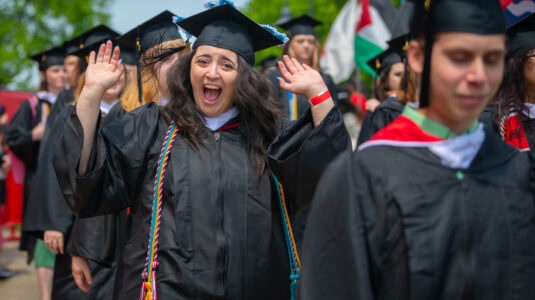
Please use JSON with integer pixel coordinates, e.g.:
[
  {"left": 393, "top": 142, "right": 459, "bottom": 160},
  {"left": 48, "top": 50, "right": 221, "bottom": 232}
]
[
  {"left": 277, "top": 55, "right": 329, "bottom": 100},
  {"left": 84, "top": 40, "right": 123, "bottom": 93}
]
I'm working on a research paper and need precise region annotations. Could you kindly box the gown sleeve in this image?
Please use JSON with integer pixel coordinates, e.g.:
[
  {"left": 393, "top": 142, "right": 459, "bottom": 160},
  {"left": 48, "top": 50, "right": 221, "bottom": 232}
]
[
  {"left": 66, "top": 215, "right": 117, "bottom": 266},
  {"left": 268, "top": 106, "right": 351, "bottom": 213},
  {"left": 299, "top": 152, "right": 410, "bottom": 299},
  {"left": 5, "top": 100, "right": 38, "bottom": 163},
  {"left": 53, "top": 103, "right": 161, "bottom": 217}
]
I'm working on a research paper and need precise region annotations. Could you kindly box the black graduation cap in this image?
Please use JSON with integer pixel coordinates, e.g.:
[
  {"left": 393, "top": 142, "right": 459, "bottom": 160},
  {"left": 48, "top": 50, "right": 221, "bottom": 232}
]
[
  {"left": 366, "top": 50, "right": 402, "bottom": 77},
  {"left": 60, "top": 25, "right": 117, "bottom": 57},
  {"left": 118, "top": 10, "right": 183, "bottom": 55},
  {"left": 278, "top": 14, "right": 322, "bottom": 37},
  {"left": 30, "top": 46, "right": 65, "bottom": 71},
  {"left": 506, "top": 13, "right": 535, "bottom": 61},
  {"left": 117, "top": 10, "right": 188, "bottom": 103},
  {"left": 63, "top": 38, "right": 82, "bottom": 56},
  {"left": 411, "top": 0, "right": 505, "bottom": 108},
  {"left": 388, "top": 34, "right": 410, "bottom": 58},
  {"left": 118, "top": 46, "right": 137, "bottom": 66},
  {"left": 69, "top": 25, "right": 120, "bottom": 58},
  {"left": 176, "top": 4, "right": 285, "bottom": 66}
]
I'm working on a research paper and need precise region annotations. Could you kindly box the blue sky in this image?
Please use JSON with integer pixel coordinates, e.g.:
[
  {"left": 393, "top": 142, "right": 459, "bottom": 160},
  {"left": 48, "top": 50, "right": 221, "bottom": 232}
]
[{"left": 109, "top": 0, "right": 251, "bottom": 33}]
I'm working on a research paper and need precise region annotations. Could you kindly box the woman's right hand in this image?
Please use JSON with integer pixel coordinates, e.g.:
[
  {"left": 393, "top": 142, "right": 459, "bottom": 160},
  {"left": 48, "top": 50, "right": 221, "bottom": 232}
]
[
  {"left": 72, "top": 256, "right": 92, "bottom": 293},
  {"left": 84, "top": 40, "right": 123, "bottom": 94}
]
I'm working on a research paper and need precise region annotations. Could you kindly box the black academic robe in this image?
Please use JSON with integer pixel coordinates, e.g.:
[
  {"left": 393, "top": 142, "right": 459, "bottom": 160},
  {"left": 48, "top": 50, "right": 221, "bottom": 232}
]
[
  {"left": 357, "top": 96, "right": 405, "bottom": 145},
  {"left": 54, "top": 102, "right": 350, "bottom": 299},
  {"left": 300, "top": 125, "right": 535, "bottom": 299},
  {"left": 22, "top": 103, "right": 116, "bottom": 299},
  {"left": 49, "top": 88, "right": 75, "bottom": 122},
  {"left": 5, "top": 97, "right": 52, "bottom": 259},
  {"left": 266, "top": 68, "right": 339, "bottom": 118}
]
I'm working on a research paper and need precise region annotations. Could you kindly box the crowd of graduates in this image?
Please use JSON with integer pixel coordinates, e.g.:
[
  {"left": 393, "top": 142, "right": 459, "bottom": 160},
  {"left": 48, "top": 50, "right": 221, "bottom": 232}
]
[{"left": 2, "top": 0, "right": 535, "bottom": 299}]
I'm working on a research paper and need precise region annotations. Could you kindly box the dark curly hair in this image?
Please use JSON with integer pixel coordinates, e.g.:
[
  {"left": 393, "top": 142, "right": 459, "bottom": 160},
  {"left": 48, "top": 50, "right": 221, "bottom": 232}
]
[
  {"left": 496, "top": 50, "right": 534, "bottom": 129},
  {"left": 164, "top": 49, "right": 283, "bottom": 176}
]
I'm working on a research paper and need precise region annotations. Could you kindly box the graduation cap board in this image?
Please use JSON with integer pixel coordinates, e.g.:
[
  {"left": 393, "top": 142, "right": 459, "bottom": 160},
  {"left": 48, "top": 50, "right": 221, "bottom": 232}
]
[
  {"left": 117, "top": 10, "right": 188, "bottom": 103},
  {"left": 63, "top": 38, "right": 82, "bottom": 56},
  {"left": 69, "top": 25, "right": 120, "bottom": 58},
  {"left": 388, "top": 33, "right": 409, "bottom": 58},
  {"left": 278, "top": 14, "right": 322, "bottom": 37},
  {"left": 176, "top": 4, "right": 286, "bottom": 66},
  {"left": 366, "top": 50, "right": 402, "bottom": 77},
  {"left": 506, "top": 13, "right": 535, "bottom": 61},
  {"left": 30, "top": 46, "right": 65, "bottom": 71},
  {"left": 62, "top": 25, "right": 118, "bottom": 56},
  {"left": 411, "top": 0, "right": 505, "bottom": 108},
  {"left": 117, "top": 10, "right": 184, "bottom": 55},
  {"left": 119, "top": 46, "right": 137, "bottom": 66}
]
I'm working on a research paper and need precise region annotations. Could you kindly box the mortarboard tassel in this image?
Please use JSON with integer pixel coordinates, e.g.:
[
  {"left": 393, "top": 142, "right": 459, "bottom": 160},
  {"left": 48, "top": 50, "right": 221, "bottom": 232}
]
[{"left": 136, "top": 27, "right": 143, "bottom": 104}]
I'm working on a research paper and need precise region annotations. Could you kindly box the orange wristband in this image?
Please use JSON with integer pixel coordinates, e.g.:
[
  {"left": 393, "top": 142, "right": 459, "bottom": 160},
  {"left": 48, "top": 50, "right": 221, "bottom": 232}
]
[{"left": 309, "top": 90, "right": 331, "bottom": 106}]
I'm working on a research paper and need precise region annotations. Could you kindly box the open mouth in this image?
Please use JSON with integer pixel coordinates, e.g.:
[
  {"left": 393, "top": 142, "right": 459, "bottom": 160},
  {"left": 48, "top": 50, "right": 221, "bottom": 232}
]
[{"left": 203, "top": 84, "right": 222, "bottom": 104}]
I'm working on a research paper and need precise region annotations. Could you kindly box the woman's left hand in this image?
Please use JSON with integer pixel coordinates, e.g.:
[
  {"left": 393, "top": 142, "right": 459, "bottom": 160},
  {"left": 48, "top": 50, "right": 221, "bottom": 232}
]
[{"left": 277, "top": 55, "right": 328, "bottom": 100}]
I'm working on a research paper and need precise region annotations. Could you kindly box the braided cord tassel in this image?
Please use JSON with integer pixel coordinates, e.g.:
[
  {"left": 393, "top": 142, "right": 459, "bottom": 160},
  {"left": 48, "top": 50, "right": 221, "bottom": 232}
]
[
  {"left": 271, "top": 172, "right": 300, "bottom": 300},
  {"left": 139, "top": 122, "right": 178, "bottom": 300}
]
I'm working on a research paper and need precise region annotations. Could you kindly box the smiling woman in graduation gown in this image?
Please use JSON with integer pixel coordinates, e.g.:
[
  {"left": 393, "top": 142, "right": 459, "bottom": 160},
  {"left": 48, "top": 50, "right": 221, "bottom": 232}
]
[
  {"left": 65, "top": 13, "right": 191, "bottom": 297},
  {"left": 54, "top": 3, "right": 350, "bottom": 300}
]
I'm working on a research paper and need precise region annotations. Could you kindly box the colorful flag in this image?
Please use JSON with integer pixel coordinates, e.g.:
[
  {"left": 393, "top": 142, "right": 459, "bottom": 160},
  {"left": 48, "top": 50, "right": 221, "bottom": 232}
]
[
  {"left": 319, "top": 0, "right": 391, "bottom": 83},
  {"left": 319, "top": 0, "right": 361, "bottom": 84},
  {"left": 354, "top": 0, "right": 391, "bottom": 77}
]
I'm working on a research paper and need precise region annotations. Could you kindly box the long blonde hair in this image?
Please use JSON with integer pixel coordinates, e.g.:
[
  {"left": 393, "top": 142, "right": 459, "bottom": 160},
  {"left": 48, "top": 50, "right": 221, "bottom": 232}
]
[{"left": 120, "top": 39, "right": 190, "bottom": 112}]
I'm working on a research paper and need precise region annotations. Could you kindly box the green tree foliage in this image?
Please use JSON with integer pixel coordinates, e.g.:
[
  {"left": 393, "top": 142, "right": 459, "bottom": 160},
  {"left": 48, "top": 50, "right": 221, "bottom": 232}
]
[{"left": 0, "top": 0, "right": 111, "bottom": 90}]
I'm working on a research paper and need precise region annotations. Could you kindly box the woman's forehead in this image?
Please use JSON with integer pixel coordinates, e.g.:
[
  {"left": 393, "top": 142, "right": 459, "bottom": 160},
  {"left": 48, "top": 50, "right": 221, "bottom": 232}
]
[{"left": 194, "top": 45, "right": 238, "bottom": 61}]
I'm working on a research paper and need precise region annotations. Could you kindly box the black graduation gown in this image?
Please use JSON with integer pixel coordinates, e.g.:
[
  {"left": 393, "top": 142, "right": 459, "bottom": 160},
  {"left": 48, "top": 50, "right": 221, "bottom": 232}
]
[
  {"left": 54, "top": 102, "right": 349, "bottom": 299},
  {"left": 266, "top": 68, "right": 339, "bottom": 118},
  {"left": 23, "top": 103, "right": 116, "bottom": 299},
  {"left": 357, "top": 96, "right": 405, "bottom": 146},
  {"left": 49, "top": 88, "right": 75, "bottom": 122},
  {"left": 300, "top": 126, "right": 535, "bottom": 299},
  {"left": 5, "top": 97, "right": 52, "bottom": 259}
]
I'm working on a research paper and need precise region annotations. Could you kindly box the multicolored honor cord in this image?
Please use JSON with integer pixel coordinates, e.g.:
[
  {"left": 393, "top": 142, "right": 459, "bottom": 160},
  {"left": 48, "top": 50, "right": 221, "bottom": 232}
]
[
  {"left": 271, "top": 172, "right": 301, "bottom": 300},
  {"left": 287, "top": 91, "right": 298, "bottom": 121},
  {"left": 138, "top": 122, "right": 299, "bottom": 300},
  {"left": 139, "top": 122, "right": 178, "bottom": 300}
]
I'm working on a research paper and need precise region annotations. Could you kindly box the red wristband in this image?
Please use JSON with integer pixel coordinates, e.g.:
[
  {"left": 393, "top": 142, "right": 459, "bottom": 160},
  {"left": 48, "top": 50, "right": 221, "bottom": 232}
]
[{"left": 309, "top": 90, "right": 331, "bottom": 106}]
